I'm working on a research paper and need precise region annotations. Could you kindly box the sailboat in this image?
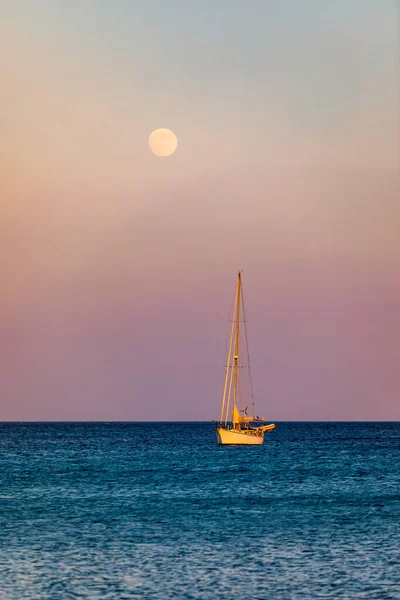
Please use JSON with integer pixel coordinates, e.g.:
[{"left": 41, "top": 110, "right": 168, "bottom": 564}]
[{"left": 216, "top": 271, "right": 275, "bottom": 445}]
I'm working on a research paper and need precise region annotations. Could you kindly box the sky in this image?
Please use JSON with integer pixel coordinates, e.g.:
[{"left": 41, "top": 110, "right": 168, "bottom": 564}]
[{"left": 1, "top": 0, "right": 399, "bottom": 421}]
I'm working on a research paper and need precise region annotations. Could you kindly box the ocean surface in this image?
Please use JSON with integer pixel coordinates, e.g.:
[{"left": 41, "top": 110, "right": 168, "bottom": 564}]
[{"left": 0, "top": 422, "right": 399, "bottom": 599}]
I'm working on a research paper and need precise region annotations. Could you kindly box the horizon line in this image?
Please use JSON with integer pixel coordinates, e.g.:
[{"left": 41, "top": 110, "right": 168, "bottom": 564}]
[{"left": 0, "top": 420, "right": 399, "bottom": 424}]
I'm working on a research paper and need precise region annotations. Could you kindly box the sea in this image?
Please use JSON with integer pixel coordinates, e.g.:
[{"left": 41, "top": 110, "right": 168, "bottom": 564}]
[{"left": 0, "top": 422, "right": 399, "bottom": 599}]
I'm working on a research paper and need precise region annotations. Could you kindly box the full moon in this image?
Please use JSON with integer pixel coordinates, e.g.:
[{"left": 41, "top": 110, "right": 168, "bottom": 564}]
[{"left": 148, "top": 128, "right": 178, "bottom": 157}]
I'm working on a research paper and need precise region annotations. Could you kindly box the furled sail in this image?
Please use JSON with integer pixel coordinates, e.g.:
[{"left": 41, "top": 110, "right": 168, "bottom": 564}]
[{"left": 232, "top": 405, "right": 241, "bottom": 426}]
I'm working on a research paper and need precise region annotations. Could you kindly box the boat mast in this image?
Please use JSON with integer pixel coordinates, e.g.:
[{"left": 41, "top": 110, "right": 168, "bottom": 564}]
[
  {"left": 233, "top": 271, "right": 241, "bottom": 426},
  {"left": 219, "top": 291, "right": 237, "bottom": 424}
]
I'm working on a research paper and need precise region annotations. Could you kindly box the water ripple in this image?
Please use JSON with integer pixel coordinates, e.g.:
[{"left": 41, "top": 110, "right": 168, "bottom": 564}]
[{"left": 0, "top": 422, "right": 399, "bottom": 598}]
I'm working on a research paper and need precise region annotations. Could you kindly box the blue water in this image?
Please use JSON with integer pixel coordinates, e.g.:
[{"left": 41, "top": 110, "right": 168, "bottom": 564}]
[{"left": 0, "top": 422, "right": 399, "bottom": 599}]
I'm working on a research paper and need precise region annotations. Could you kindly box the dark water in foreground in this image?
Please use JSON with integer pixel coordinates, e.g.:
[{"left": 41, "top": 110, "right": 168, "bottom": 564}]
[{"left": 0, "top": 422, "right": 399, "bottom": 599}]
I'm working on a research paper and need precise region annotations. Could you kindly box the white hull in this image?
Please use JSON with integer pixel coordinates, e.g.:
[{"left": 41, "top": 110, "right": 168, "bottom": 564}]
[{"left": 217, "top": 428, "right": 264, "bottom": 445}]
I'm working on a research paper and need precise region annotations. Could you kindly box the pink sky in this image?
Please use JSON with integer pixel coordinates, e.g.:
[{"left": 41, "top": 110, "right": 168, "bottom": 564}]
[{"left": 1, "top": 1, "right": 399, "bottom": 420}]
